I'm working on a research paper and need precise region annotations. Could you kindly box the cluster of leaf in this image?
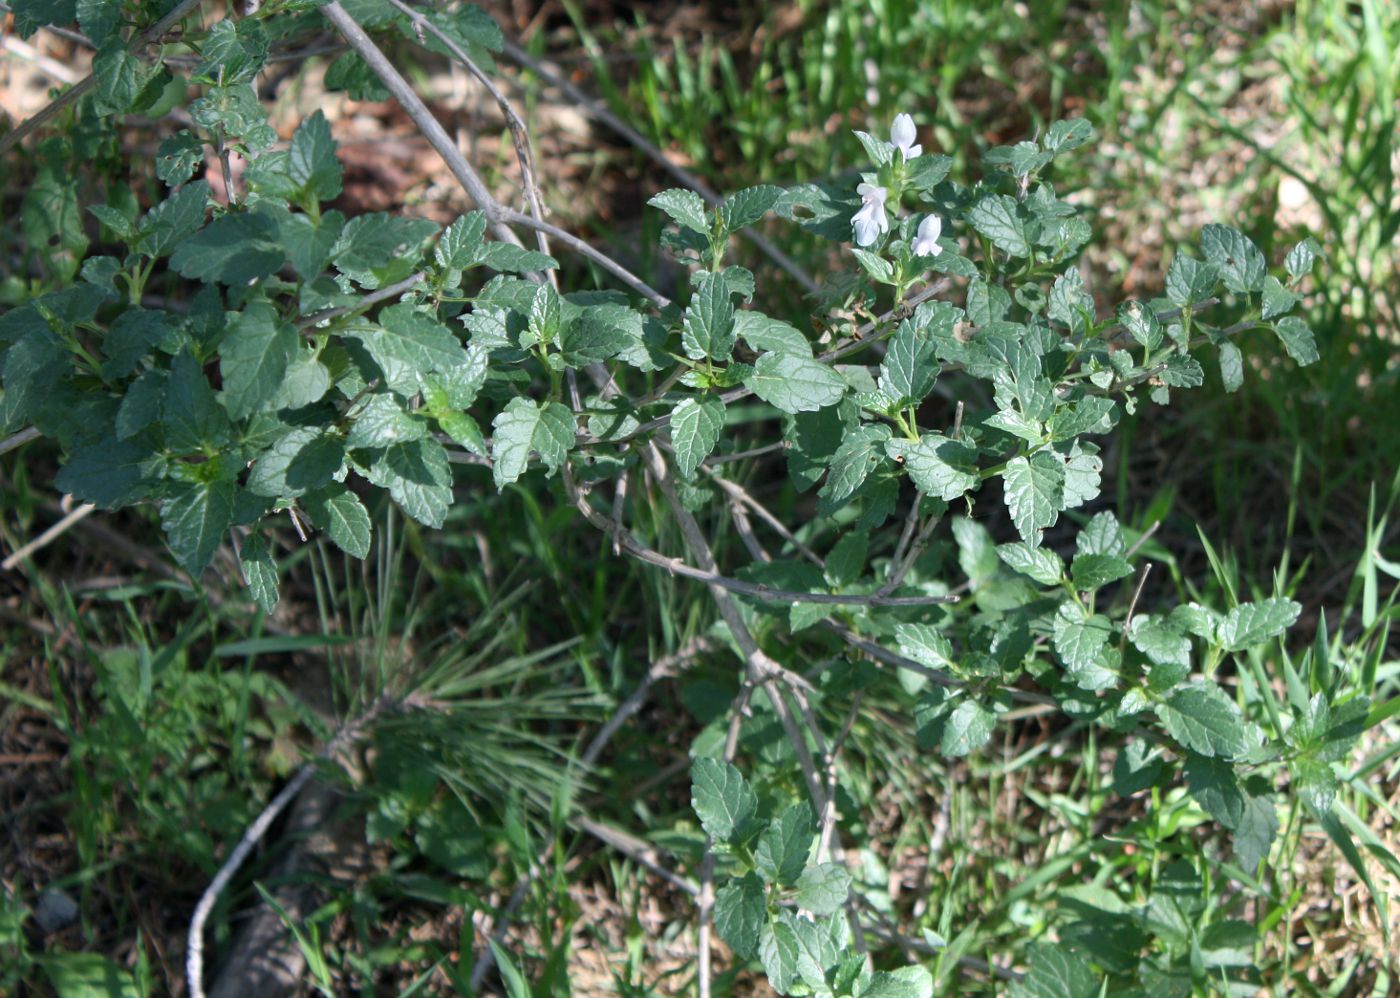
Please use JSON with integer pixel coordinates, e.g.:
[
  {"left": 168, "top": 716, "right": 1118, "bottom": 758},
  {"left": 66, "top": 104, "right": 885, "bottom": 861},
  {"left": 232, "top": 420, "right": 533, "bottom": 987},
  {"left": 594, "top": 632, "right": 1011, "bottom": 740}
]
[{"left": 691, "top": 757, "right": 931, "bottom": 998}]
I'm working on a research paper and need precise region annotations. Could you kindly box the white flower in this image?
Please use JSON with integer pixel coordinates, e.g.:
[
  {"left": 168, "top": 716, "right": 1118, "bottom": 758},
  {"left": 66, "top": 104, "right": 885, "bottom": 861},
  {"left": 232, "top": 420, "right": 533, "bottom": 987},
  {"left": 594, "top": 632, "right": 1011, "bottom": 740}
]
[
  {"left": 852, "top": 182, "right": 889, "bottom": 246},
  {"left": 890, "top": 113, "right": 922, "bottom": 159},
  {"left": 912, "top": 214, "right": 942, "bottom": 257}
]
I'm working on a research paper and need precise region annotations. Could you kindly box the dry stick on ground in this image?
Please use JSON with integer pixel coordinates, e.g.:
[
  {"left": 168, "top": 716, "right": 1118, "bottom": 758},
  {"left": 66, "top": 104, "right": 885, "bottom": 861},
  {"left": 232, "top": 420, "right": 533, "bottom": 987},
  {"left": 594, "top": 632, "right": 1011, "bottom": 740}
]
[
  {"left": 0, "top": 0, "right": 207, "bottom": 155},
  {"left": 2, "top": 501, "right": 96, "bottom": 570},
  {"left": 496, "top": 37, "right": 821, "bottom": 295},
  {"left": 185, "top": 693, "right": 398, "bottom": 998}
]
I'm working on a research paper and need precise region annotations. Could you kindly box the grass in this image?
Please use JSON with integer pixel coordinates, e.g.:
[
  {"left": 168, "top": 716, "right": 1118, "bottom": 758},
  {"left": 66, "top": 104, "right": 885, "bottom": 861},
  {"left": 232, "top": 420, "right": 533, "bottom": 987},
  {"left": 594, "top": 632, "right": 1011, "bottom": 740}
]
[{"left": 2, "top": 0, "right": 1399, "bottom": 993}]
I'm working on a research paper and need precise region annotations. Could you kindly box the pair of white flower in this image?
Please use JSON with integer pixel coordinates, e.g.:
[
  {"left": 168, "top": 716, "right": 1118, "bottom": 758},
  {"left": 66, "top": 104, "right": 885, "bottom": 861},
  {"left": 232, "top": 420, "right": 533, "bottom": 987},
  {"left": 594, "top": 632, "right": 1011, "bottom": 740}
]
[{"left": 851, "top": 114, "right": 942, "bottom": 253}]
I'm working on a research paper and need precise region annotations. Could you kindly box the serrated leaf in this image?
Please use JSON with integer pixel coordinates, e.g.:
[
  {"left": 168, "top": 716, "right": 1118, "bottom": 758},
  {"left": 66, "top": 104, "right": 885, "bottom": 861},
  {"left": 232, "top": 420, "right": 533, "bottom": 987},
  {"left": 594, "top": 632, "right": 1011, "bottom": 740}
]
[
  {"left": 670, "top": 396, "right": 725, "bottom": 477},
  {"left": 648, "top": 188, "right": 710, "bottom": 234},
  {"left": 171, "top": 211, "right": 284, "bottom": 286},
  {"left": 301, "top": 485, "right": 372, "bottom": 558},
  {"left": 163, "top": 351, "right": 230, "bottom": 452},
  {"left": 1159, "top": 353, "right": 1204, "bottom": 388},
  {"left": 755, "top": 802, "right": 815, "bottom": 885},
  {"left": 239, "top": 530, "right": 279, "bottom": 613},
  {"left": 886, "top": 434, "right": 979, "bottom": 501},
  {"left": 895, "top": 622, "right": 953, "bottom": 670},
  {"left": 1164, "top": 253, "right": 1217, "bottom": 307},
  {"left": 279, "top": 210, "right": 344, "bottom": 280},
  {"left": 861, "top": 967, "right": 935, "bottom": 998},
  {"left": 818, "top": 424, "right": 892, "bottom": 507},
  {"left": 288, "top": 110, "right": 342, "bottom": 202},
  {"left": 721, "top": 185, "right": 783, "bottom": 231},
  {"left": 714, "top": 874, "right": 766, "bottom": 959},
  {"left": 1234, "top": 785, "right": 1278, "bottom": 870},
  {"left": 1053, "top": 603, "right": 1112, "bottom": 672},
  {"left": 562, "top": 304, "right": 640, "bottom": 366},
  {"left": 1218, "top": 597, "right": 1300, "bottom": 652},
  {"left": 347, "top": 392, "right": 428, "bottom": 449},
  {"left": 824, "top": 531, "right": 867, "bottom": 588},
  {"left": 968, "top": 193, "right": 1030, "bottom": 257},
  {"left": 682, "top": 271, "right": 737, "bottom": 361},
  {"left": 735, "top": 311, "right": 812, "bottom": 357},
  {"left": 161, "top": 479, "right": 236, "bottom": 577},
  {"left": 436, "top": 211, "right": 488, "bottom": 270},
  {"left": 477, "top": 243, "right": 557, "bottom": 274},
  {"left": 1002, "top": 450, "right": 1065, "bottom": 544},
  {"left": 220, "top": 301, "right": 296, "bottom": 420},
  {"left": 997, "top": 542, "right": 1063, "bottom": 586},
  {"left": 1201, "top": 223, "right": 1266, "bottom": 294},
  {"left": 76, "top": 0, "right": 119, "bottom": 45},
  {"left": 1043, "top": 117, "right": 1095, "bottom": 154},
  {"left": 690, "top": 757, "right": 758, "bottom": 843},
  {"left": 1261, "top": 275, "right": 1300, "bottom": 320},
  {"left": 156, "top": 131, "right": 204, "bottom": 187},
  {"left": 92, "top": 40, "right": 157, "bottom": 115},
  {"left": 1273, "top": 316, "right": 1319, "bottom": 365},
  {"left": 194, "top": 18, "right": 269, "bottom": 86},
  {"left": 745, "top": 351, "right": 846, "bottom": 414},
  {"left": 1284, "top": 237, "right": 1322, "bottom": 279},
  {"left": 1185, "top": 751, "right": 1244, "bottom": 829},
  {"left": 1014, "top": 942, "right": 1099, "bottom": 998},
  {"left": 54, "top": 438, "right": 152, "bottom": 507},
  {"left": 137, "top": 180, "right": 210, "bottom": 259},
  {"left": 759, "top": 918, "right": 800, "bottom": 994},
  {"left": 880, "top": 320, "right": 939, "bottom": 405},
  {"left": 941, "top": 698, "right": 996, "bottom": 756},
  {"left": 1156, "top": 683, "right": 1247, "bottom": 759},
  {"left": 794, "top": 863, "right": 852, "bottom": 917},
  {"left": 1070, "top": 552, "right": 1133, "bottom": 590},
  {"left": 1128, "top": 614, "right": 1191, "bottom": 669},
  {"left": 491, "top": 397, "right": 575, "bottom": 490},
  {"left": 358, "top": 304, "right": 469, "bottom": 390},
  {"left": 331, "top": 213, "right": 440, "bottom": 289},
  {"left": 248, "top": 427, "right": 342, "bottom": 497},
  {"left": 373, "top": 437, "right": 453, "bottom": 527},
  {"left": 101, "top": 308, "right": 179, "bottom": 379}
]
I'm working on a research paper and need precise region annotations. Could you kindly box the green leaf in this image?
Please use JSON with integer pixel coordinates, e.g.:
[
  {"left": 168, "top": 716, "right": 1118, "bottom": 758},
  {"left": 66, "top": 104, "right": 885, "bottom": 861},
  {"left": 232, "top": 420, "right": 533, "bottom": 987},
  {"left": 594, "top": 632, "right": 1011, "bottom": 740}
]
[
  {"left": 968, "top": 193, "right": 1031, "bottom": 257},
  {"left": 372, "top": 437, "right": 453, "bottom": 528},
  {"left": 759, "top": 917, "right": 800, "bottom": 994},
  {"left": 239, "top": 530, "right": 279, "bottom": 613},
  {"left": 476, "top": 243, "right": 557, "bottom": 273},
  {"left": 161, "top": 479, "right": 236, "bottom": 576},
  {"left": 1128, "top": 614, "right": 1191, "bottom": 669},
  {"left": 435, "top": 211, "right": 488, "bottom": 270},
  {"left": 852, "top": 248, "right": 894, "bottom": 283},
  {"left": 682, "top": 271, "right": 737, "bottom": 361},
  {"left": 220, "top": 302, "right": 296, "bottom": 420},
  {"left": 714, "top": 874, "right": 766, "bottom": 959},
  {"left": 1200, "top": 223, "right": 1266, "bottom": 294},
  {"left": 170, "top": 211, "right": 284, "bottom": 286},
  {"left": 941, "top": 698, "right": 997, "bottom": 756},
  {"left": 824, "top": 531, "right": 868, "bottom": 588},
  {"left": 527, "top": 282, "right": 560, "bottom": 347},
  {"left": 648, "top": 188, "right": 710, "bottom": 233},
  {"left": 997, "top": 542, "right": 1063, "bottom": 586},
  {"left": 1043, "top": 117, "right": 1095, "bottom": 154},
  {"left": 756, "top": 802, "right": 815, "bottom": 885},
  {"left": 1002, "top": 450, "right": 1065, "bottom": 544},
  {"left": 1156, "top": 682, "right": 1248, "bottom": 759},
  {"left": 137, "top": 180, "right": 210, "bottom": 259},
  {"left": 194, "top": 18, "right": 269, "bottom": 86},
  {"left": 331, "top": 213, "right": 440, "bottom": 289},
  {"left": 860, "top": 967, "right": 935, "bottom": 998},
  {"left": 690, "top": 756, "right": 758, "bottom": 843},
  {"left": 886, "top": 434, "right": 979, "bottom": 501},
  {"left": 818, "top": 424, "right": 892, "bottom": 507},
  {"left": 248, "top": 427, "right": 343, "bottom": 498},
  {"left": 101, "top": 307, "right": 179, "bottom": 379},
  {"left": 880, "top": 320, "right": 939, "bottom": 405},
  {"left": 288, "top": 110, "right": 342, "bottom": 203},
  {"left": 42, "top": 952, "right": 143, "bottom": 998},
  {"left": 1185, "top": 751, "right": 1244, "bottom": 828},
  {"left": 54, "top": 438, "right": 152, "bottom": 508},
  {"left": 156, "top": 131, "right": 204, "bottom": 187},
  {"left": 1273, "top": 316, "right": 1320, "bottom": 365},
  {"left": 1118, "top": 300, "right": 1162, "bottom": 350},
  {"left": 1218, "top": 597, "right": 1300, "bottom": 652},
  {"left": 794, "top": 863, "right": 852, "bottom": 917},
  {"left": 1070, "top": 552, "right": 1133, "bottom": 590},
  {"left": 1012, "top": 942, "right": 1100, "bottom": 998},
  {"left": 164, "top": 351, "right": 230, "bottom": 452},
  {"left": 1260, "top": 275, "right": 1300, "bottom": 320},
  {"left": 1164, "top": 252, "right": 1218, "bottom": 307},
  {"left": 1234, "top": 783, "right": 1278, "bottom": 871},
  {"left": 745, "top": 351, "right": 847, "bottom": 414},
  {"left": 670, "top": 396, "right": 725, "bottom": 477},
  {"left": 1217, "top": 340, "right": 1244, "bottom": 393},
  {"left": 1053, "top": 604, "right": 1112, "bottom": 673},
  {"left": 895, "top": 623, "right": 953, "bottom": 669},
  {"left": 189, "top": 82, "right": 277, "bottom": 148},
  {"left": 1159, "top": 353, "right": 1205, "bottom": 388},
  {"left": 279, "top": 210, "right": 344, "bottom": 281},
  {"left": 721, "top": 185, "right": 783, "bottom": 231},
  {"left": 92, "top": 40, "right": 157, "bottom": 116},
  {"left": 301, "top": 485, "right": 372, "bottom": 558},
  {"left": 364, "top": 303, "right": 469, "bottom": 386},
  {"left": 735, "top": 311, "right": 812, "bottom": 357},
  {"left": 1284, "top": 237, "right": 1322, "bottom": 279},
  {"left": 346, "top": 393, "right": 427, "bottom": 450},
  {"left": 76, "top": 0, "right": 119, "bottom": 44},
  {"left": 490, "top": 397, "right": 575, "bottom": 490}
]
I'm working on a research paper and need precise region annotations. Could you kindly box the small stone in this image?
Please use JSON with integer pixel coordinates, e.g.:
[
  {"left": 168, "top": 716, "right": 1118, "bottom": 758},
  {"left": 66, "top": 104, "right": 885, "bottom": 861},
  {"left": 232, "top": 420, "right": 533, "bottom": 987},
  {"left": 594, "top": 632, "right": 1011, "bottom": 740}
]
[{"left": 34, "top": 888, "right": 79, "bottom": 934}]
